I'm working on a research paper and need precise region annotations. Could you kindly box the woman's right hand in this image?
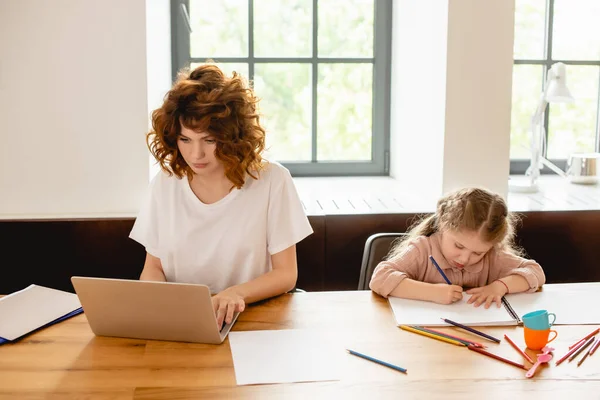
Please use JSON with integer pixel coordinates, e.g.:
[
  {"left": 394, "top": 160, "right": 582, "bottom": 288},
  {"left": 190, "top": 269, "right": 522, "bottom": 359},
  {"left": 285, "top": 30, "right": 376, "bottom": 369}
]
[
  {"left": 211, "top": 288, "right": 246, "bottom": 328},
  {"left": 432, "top": 284, "right": 463, "bottom": 304}
]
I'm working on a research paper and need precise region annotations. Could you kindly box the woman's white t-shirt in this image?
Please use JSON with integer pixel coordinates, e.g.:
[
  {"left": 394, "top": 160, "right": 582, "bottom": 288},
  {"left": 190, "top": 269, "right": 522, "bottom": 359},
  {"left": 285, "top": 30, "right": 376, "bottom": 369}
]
[{"left": 129, "top": 161, "right": 313, "bottom": 294}]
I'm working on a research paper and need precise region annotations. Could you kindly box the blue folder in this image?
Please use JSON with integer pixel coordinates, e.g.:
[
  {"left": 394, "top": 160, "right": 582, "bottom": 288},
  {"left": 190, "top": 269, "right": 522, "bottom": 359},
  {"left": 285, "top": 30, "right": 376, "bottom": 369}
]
[{"left": 0, "top": 307, "right": 83, "bottom": 345}]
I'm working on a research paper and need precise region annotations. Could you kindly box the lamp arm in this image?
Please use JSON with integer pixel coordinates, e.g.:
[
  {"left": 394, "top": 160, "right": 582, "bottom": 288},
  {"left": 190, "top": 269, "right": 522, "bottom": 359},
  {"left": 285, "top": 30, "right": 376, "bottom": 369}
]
[
  {"left": 530, "top": 76, "right": 552, "bottom": 126},
  {"left": 539, "top": 156, "right": 568, "bottom": 179},
  {"left": 526, "top": 73, "right": 554, "bottom": 181}
]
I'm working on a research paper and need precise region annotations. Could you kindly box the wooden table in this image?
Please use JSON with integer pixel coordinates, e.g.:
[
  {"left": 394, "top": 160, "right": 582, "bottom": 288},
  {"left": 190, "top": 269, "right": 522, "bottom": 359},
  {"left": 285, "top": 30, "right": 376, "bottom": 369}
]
[{"left": 1, "top": 290, "right": 599, "bottom": 399}]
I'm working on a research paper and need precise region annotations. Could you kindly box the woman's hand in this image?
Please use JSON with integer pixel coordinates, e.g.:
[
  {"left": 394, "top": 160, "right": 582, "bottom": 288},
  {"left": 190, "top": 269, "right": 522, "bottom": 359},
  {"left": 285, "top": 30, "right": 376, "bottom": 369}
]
[
  {"left": 432, "top": 284, "right": 463, "bottom": 305},
  {"left": 466, "top": 281, "right": 507, "bottom": 308},
  {"left": 212, "top": 288, "right": 245, "bottom": 328}
]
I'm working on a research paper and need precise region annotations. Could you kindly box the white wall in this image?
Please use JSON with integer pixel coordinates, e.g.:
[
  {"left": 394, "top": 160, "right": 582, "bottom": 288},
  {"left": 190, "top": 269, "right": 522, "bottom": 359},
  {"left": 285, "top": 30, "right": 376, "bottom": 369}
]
[
  {"left": 389, "top": 0, "right": 449, "bottom": 203},
  {"left": 0, "top": 0, "right": 151, "bottom": 218},
  {"left": 145, "top": 0, "right": 173, "bottom": 180},
  {"left": 390, "top": 0, "right": 514, "bottom": 200},
  {"left": 443, "top": 0, "right": 514, "bottom": 198}
]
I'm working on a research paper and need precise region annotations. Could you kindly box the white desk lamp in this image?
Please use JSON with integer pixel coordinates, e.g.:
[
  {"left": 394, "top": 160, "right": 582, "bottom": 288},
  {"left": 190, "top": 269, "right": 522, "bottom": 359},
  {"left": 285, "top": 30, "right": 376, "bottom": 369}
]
[{"left": 510, "top": 62, "right": 574, "bottom": 193}]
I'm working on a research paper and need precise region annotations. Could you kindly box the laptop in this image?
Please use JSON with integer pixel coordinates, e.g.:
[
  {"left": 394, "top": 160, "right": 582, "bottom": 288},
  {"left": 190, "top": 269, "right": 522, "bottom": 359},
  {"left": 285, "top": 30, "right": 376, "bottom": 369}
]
[{"left": 70, "top": 276, "right": 238, "bottom": 344}]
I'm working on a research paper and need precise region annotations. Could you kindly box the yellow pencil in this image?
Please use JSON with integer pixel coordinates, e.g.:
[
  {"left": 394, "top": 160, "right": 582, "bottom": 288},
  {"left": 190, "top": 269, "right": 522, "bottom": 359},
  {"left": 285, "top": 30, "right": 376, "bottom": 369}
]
[{"left": 400, "top": 325, "right": 467, "bottom": 347}]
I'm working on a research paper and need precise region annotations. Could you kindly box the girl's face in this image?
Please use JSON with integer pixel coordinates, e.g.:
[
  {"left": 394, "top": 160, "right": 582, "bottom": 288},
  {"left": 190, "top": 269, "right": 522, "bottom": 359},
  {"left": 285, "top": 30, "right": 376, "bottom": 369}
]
[
  {"left": 177, "top": 125, "right": 224, "bottom": 178},
  {"left": 439, "top": 229, "right": 494, "bottom": 269}
]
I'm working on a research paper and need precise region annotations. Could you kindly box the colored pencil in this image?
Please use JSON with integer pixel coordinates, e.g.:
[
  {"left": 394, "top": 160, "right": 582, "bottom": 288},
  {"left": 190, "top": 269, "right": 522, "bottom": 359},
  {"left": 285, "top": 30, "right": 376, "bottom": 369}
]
[
  {"left": 556, "top": 337, "right": 587, "bottom": 365},
  {"left": 570, "top": 338, "right": 585, "bottom": 350},
  {"left": 568, "top": 336, "right": 595, "bottom": 362},
  {"left": 400, "top": 325, "right": 466, "bottom": 347},
  {"left": 441, "top": 318, "right": 501, "bottom": 343},
  {"left": 504, "top": 334, "right": 534, "bottom": 364},
  {"left": 429, "top": 255, "right": 451, "bottom": 284},
  {"left": 409, "top": 326, "right": 474, "bottom": 347},
  {"left": 409, "top": 326, "right": 471, "bottom": 346},
  {"left": 589, "top": 336, "right": 600, "bottom": 356},
  {"left": 568, "top": 328, "right": 600, "bottom": 349},
  {"left": 347, "top": 349, "right": 407, "bottom": 373},
  {"left": 577, "top": 338, "right": 596, "bottom": 367},
  {"left": 467, "top": 344, "right": 527, "bottom": 370},
  {"left": 414, "top": 326, "right": 487, "bottom": 348}
]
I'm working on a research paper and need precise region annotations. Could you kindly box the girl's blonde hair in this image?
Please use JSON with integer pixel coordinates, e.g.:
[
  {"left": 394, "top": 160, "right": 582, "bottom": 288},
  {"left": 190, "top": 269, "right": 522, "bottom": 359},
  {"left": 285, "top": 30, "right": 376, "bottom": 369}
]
[{"left": 387, "top": 187, "right": 523, "bottom": 260}]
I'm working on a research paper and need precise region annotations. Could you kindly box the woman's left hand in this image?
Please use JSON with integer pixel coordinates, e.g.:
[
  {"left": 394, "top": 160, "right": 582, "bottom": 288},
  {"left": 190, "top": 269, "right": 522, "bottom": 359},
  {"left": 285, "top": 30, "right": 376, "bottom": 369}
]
[
  {"left": 212, "top": 288, "right": 245, "bottom": 328},
  {"left": 465, "top": 281, "right": 508, "bottom": 309}
]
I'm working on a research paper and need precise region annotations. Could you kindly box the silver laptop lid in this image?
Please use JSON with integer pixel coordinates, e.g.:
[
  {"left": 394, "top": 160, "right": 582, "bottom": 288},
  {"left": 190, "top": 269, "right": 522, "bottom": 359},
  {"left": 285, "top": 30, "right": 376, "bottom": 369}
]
[{"left": 71, "top": 276, "right": 237, "bottom": 344}]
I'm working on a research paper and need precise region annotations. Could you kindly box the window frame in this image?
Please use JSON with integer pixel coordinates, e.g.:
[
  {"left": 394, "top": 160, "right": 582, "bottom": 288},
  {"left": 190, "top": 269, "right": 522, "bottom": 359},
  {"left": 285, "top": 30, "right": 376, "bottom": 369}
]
[
  {"left": 170, "top": 0, "right": 393, "bottom": 177},
  {"left": 511, "top": 0, "right": 600, "bottom": 174}
]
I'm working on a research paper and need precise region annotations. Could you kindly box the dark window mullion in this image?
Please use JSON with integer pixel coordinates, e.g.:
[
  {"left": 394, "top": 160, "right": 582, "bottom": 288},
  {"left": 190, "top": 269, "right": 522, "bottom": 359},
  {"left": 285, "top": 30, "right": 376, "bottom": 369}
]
[
  {"left": 171, "top": 0, "right": 191, "bottom": 82},
  {"left": 248, "top": 0, "right": 255, "bottom": 82},
  {"left": 311, "top": 0, "right": 318, "bottom": 162},
  {"left": 596, "top": 68, "right": 600, "bottom": 152}
]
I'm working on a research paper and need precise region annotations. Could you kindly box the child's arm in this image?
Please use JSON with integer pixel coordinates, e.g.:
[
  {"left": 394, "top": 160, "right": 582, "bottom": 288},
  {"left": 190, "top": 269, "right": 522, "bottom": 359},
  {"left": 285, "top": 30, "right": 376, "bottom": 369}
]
[
  {"left": 490, "top": 250, "right": 546, "bottom": 293},
  {"left": 369, "top": 241, "right": 463, "bottom": 305},
  {"left": 466, "top": 250, "right": 546, "bottom": 308},
  {"left": 389, "top": 279, "right": 464, "bottom": 305}
]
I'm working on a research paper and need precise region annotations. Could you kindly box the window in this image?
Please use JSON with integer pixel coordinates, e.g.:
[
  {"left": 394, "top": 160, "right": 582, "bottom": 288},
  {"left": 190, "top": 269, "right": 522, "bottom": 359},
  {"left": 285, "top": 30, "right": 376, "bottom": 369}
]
[
  {"left": 511, "top": 0, "right": 600, "bottom": 174},
  {"left": 171, "top": 0, "right": 392, "bottom": 176}
]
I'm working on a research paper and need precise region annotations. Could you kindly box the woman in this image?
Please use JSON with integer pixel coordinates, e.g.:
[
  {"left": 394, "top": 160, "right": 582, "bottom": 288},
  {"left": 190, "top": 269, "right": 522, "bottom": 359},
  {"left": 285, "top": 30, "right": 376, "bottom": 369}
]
[{"left": 130, "top": 64, "right": 313, "bottom": 327}]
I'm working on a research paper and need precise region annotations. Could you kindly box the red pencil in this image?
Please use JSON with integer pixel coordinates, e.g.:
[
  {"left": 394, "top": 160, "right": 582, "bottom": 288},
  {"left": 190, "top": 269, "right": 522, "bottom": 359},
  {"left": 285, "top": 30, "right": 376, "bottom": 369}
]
[
  {"left": 467, "top": 344, "right": 527, "bottom": 370},
  {"left": 556, "top": 337, "right": 587, "bottom": 365},
  {"left": 568, "top": 328, "right": 600, "bottom": 349},
  {"left": 570, "top": 338, "right": 584, "bottom": 350},
  {"left": 504, "top": 334, "right": 534, "bottom": 364}
]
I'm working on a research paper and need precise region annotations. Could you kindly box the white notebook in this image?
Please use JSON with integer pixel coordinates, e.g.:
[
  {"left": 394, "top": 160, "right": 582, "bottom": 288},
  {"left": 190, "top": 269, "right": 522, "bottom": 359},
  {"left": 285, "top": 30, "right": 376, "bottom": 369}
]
[
  {"left": 388, "top": 282, "right": 600, "bottom": 327},
  {"left": 389, "top": 296, "right": 518, "bottom": 327},
  {"left": 0, "top": 284, "right": 82, "bottom": 341}
]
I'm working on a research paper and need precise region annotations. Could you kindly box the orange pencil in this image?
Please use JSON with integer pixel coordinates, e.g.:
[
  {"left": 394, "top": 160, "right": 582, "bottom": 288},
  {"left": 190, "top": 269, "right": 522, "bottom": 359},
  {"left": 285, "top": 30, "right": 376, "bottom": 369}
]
[
  {"left": 467, "top": 344, "right": 527, "bottom": 370},
  {"left": 568, "top": 328, "right": 600, "bottom": 349},
  {"left": 504, "top": 334, "right": 534, "bottom": 364}
]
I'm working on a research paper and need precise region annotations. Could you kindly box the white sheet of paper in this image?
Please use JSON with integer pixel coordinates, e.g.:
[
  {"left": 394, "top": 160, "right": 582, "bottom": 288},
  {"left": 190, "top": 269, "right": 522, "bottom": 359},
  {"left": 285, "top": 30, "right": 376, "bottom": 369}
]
[
  {"left": 506, "top": 282, "right": 600, "bottom": 325},
  {"left": 0, "top": 284, "right": 81, "bottom": 340},
  {"left": 388, "top": 295, "right": 517, "bottom": 327},
  {"left": 228, "top": 329, "right": 343, "bottom": 385}
]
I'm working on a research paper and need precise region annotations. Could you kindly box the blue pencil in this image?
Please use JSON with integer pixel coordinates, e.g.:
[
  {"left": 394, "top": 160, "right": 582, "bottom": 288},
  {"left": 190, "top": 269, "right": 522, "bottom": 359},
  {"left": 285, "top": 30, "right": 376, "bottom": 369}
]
[
  {"left": 429, "top": 255, "right": 452, "bottom": 284},
  {"left": 441, "top": 318, "right": 501, "bottom": 343},
  {"left": 346, "top": 349, "right": 407, "bottom": 373}
]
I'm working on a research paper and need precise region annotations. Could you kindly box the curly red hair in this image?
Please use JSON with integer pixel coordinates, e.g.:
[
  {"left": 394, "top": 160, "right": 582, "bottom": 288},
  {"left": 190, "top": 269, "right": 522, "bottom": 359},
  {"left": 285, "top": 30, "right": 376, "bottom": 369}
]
[{"left": 147, "top": 64, "right": 266, "bottom": 188}]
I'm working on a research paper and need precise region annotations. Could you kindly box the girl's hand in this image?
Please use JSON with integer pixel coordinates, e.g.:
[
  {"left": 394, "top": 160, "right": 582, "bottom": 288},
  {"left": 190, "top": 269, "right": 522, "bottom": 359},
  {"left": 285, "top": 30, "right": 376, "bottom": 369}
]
[
  {"left": 466, "top": 281, "right": 507, "bottom": 309},
  {"left": 212, "top": 288, "right": 245, "bottom": 328},
  {"left": 432, "top": 284, "right": 463, "bottom": 305}
]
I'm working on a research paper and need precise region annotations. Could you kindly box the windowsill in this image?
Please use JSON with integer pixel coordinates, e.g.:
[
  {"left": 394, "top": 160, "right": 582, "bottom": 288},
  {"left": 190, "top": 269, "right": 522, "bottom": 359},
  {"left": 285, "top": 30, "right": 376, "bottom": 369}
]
[
  {"left": 2, "top": 176, "right": 597, "bottom": 221},
  {"left": 294, "top": 175, "right": 600, "bottom": 216}
]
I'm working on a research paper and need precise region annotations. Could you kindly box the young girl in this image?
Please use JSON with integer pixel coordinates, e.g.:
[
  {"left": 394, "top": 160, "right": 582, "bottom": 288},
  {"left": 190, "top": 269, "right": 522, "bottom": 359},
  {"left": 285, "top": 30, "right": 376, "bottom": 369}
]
[
  {"left": 369, "top": 187, "right": 545, "bottom": 309},
  {"left": 129, "top": 64, "right": 313, "bottom": 327}
]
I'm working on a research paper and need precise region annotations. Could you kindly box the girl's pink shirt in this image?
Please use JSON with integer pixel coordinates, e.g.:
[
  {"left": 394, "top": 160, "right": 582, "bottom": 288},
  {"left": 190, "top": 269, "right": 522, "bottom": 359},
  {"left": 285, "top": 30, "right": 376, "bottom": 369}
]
[{"left": 369, "top": 232, "right": 546, "bottom": 298}]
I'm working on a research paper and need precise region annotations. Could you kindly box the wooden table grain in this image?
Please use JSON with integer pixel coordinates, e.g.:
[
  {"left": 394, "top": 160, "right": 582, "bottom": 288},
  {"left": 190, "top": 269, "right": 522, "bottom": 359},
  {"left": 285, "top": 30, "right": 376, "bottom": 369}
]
[{"left": 1, "top": 290, "right": 599, "bottom": 399}]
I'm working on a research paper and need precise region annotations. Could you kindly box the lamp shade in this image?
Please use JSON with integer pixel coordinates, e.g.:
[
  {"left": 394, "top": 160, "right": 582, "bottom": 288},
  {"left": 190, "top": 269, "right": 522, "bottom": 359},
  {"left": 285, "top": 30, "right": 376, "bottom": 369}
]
[{"left": 545, "top": 62, "right": 574, "bottom": 103}]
